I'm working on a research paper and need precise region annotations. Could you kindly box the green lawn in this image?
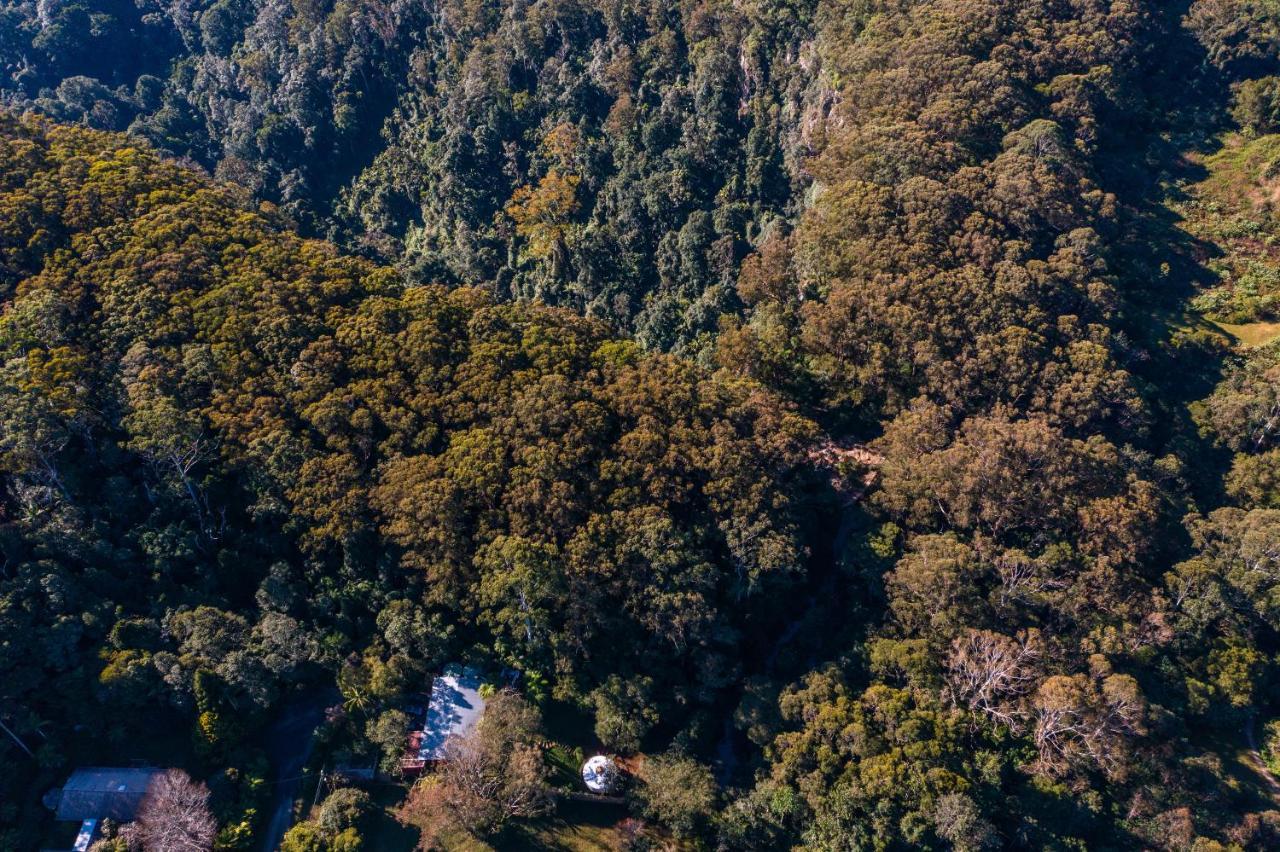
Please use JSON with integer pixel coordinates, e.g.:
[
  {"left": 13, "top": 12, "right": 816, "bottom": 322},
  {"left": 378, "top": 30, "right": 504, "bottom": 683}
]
[
  {"left": 500, "top": 800, "right": 649, "bottom": 852},
  {"left": 1175, "top": 133, "right": 1280, "bottom": 327},
  {"left": 1196, "top": 133, "right": 1280, "bottom": 212}
]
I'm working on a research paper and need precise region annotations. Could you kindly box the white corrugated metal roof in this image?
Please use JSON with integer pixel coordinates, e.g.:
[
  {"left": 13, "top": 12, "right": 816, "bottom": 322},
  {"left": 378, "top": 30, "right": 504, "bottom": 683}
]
[{"left": 418, "top": 665, "right": 485, "bottom": 761}]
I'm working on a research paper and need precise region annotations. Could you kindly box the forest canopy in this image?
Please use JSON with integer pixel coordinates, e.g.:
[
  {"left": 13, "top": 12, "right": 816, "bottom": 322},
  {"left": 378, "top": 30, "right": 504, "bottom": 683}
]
[
  {"left": 0, "top": 113, "right": 816, "bottom": 847},
  {"left": 3, "top": 0, "right": 1280, "bottom": 849}
]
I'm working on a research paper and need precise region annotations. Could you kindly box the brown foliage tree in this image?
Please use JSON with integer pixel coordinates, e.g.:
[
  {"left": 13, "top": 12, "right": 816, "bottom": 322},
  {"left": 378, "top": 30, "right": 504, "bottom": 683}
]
[
  {"left": 122, "top": 769, "right": 217, "bottom": 852},
  {"left": 426, "top": 690, "right": 551, "bottom": 837},
  {"left": 944, "top": 628, "right": 1042, "bottom": 730},
  {"left": 1030, "top": 671, "right": 1146, "bottom": 781}
]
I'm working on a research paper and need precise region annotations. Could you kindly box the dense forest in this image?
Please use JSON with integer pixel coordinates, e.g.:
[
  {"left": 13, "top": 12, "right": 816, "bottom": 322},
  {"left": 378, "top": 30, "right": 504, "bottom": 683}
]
[{"left": 3, "top": 0, "right": 1280, "bottom": 849}]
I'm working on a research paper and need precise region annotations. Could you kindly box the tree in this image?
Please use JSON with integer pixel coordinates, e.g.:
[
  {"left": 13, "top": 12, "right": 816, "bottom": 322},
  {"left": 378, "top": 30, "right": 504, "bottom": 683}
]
[
  {"left": 121, "top": 349, "right": 218, "bottom": 536},
  {"left": 876, "top": 407, "right": 1158, "bottom": 564},
  {"left": 280, "top": 820, "right": 363, "bottom": 852},
  {"left": 884, "top": 534, "right": 987, "bottom": 642},
  {"left": 633, "top": 752, "right": 717, "bottom": 839},
  {"left": 1200, "top": 345, "right": 1280, "bottom": 454},
  {"left": 475, "top": 536, "right": 565, "bottom": 673},
  {"left": 317, "top": 788, "right": 372, "bottom": 834},
  {"left": 431, "top": 690, "right": 551, "bottom": 836},
  {"left": 769, "top": 669, "right": 974, "bottom": 848},
  {"left": 932, "top": 793, "right": 999, "bottom": 852},
  {"left": 1030, "top": 672, "right": 1147, "bottom": 781},
  {"left": 279, "top": 823, "right": 326, "bottom": 852},
  {"left": 1176, "top": 509, "right": 1280, "bottom": 634},
  {"left": 364, "top": 710, "right": 410, "bottom": 773},
  {"left": 944, "top": 629, "right": 1042, "bottom": 730},
  {"left": 1186, "top": 0, "right": 1280, "bottom": 78},
  {"left": 1233, "top": 77, "right": 1280, "bottom": 135},
  {"left": 506, "top": 171, "right": 580, "bottom": 268},
  {"left": 590, "top": 675, "right": 659, "bottom": 753},
  {"left": 124, "top": 769, "right": 217, "bottom": 852}
]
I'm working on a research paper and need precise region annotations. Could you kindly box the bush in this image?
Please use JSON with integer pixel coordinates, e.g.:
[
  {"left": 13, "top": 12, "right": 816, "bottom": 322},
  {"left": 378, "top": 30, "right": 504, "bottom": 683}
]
[
  {"left": 280, "top": 823, "right": 326, "bottom": 852},
  {"left": 328, "top": 827, "right": 363, "bottom": 852},
  {"left": 278, "top": 815, "right": 367, "bottom": 852}
]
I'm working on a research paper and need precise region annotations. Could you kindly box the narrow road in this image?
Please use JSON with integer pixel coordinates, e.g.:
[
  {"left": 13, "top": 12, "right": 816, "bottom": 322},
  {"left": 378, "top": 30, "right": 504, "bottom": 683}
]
[{"left": 260, "top": 691, "right": 334, "bottom": 852}]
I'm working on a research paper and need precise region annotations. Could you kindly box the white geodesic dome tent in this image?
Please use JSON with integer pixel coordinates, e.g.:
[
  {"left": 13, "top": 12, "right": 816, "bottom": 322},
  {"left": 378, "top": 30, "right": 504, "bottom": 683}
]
[{"left": 581, "top": 754, "right": 621, "bottom": 793}]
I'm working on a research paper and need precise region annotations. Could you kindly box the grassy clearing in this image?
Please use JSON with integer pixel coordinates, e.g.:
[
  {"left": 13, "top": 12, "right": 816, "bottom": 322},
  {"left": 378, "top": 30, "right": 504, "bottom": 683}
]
[
  {"left": 1212, "top": 319, "right": 1280, "bottom": 348},
  {"left": 501, "top": 800, "right": 634, "bottom": 851},
  {"left": 1197, "top": 134, "right": 1280, "bottom": 212},
  {"left": 1175, "top": 133, "right": 1280, "bottom": 324}
]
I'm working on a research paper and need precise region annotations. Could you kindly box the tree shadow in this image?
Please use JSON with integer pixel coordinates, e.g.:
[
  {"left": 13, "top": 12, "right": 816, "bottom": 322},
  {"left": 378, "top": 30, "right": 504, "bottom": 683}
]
[{"left": 1099, "top": 2, "right": 1239, "bottom": 520}]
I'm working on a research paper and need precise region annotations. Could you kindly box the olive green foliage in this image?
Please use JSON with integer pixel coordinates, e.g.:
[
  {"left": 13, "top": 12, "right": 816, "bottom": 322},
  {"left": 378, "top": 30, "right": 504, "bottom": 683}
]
[
  {"left": 1233, "top": 77, "right": 1280, "bottom": 136},
  {"left": 317, "top": 788, "right": 372, "bottom": 834},
  {"left": 590, "top": 673, "right": 659, "bottom": 753},
  {"left": 281, "top": 820, "right": 363, "bottom": 852},
  {"left": 719, "top": 0, "right": 1280, "bottom": 847},
  {"left": 0, "top": 0, "right": 819, "bottom": 354},
  {"left": 1264, "top": 719, "right": 1280, "bottom": 774},
  {"left": 3, "top": 0, "right": 1280, "bottom": 848},
  {"left": 634, "top": 751, "right": 718, "bottom": 838},
  {"left": 0, "top": 113, "right": 812, "bottom": 846}
]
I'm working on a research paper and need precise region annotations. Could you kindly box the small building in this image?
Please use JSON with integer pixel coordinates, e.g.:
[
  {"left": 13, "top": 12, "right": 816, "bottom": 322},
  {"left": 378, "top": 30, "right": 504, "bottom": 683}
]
[
  {"left": 581, "top": 755, "right": 621, "bottom": 794},
  {"left": 46, "top": 767, "right": 160, "bottom": 851},
  {"left": 401, "top": 665, "right": 486, "bottom": 774},
  {"left": 52, "top": 767, "right": 159, "bottom": 822}
]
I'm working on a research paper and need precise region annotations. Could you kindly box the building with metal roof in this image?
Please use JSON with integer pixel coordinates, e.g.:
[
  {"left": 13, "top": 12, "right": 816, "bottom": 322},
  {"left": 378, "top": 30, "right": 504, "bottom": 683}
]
[
  {"left": 401, "top": 665, "right": 486, "bottom": 773},
  {"left": 52, "top": 767, "right": 159, "bottom": 822}
]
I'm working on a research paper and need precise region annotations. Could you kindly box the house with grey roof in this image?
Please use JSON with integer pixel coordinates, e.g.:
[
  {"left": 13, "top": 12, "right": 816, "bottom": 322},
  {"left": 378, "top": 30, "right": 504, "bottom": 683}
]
[
  {"left": 53, "top": 767, "right": 158, "bottom": 822},
  {"left": 45, "top": 767, "right": 159, "bottom": 851}
]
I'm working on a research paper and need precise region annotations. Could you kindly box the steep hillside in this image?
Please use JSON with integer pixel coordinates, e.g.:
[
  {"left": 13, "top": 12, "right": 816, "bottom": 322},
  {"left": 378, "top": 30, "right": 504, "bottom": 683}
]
[
  {"left": 3, "top": 0, "right": 1280, "bottom": 849},
  {"left": 0, "top": 113, "right": 815, "bottom": 849}
]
